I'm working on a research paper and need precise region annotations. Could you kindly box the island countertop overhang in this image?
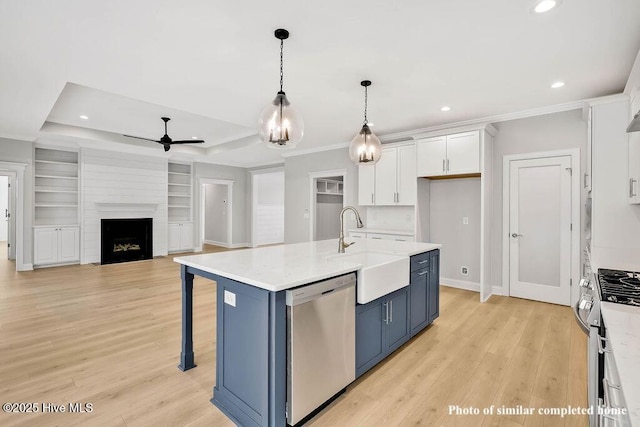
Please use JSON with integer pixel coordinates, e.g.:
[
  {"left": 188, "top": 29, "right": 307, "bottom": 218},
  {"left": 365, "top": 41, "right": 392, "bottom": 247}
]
[{"left": 174, "top": 239, "right": 441, "bottom": 292}]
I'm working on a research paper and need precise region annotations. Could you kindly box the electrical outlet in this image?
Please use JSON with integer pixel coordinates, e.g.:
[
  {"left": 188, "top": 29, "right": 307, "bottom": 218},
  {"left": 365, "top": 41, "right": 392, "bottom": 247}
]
[
  {"left": 463, "top": 217, "right": 469, "bottom": 225},
  {"left": 461, "top": 266, "right": 469, "bottom": 275},
  {"left": 303, "top": 209, "right": 309, "bottom": 219}
]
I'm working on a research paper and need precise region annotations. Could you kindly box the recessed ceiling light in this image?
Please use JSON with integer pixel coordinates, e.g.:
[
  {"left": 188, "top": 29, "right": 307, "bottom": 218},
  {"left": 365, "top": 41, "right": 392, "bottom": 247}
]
[
  {"left": 79, "top": 115, "right": 89, "bottom": 120},
  {"left": 191, "top": 136, "right": 199, "bottom": 140},
  {"left": 441, "top": 106, "right": 451, "bottom": 112},
  {"left": 533, "top": 0, "right": 560, "bottom": 14},
  {"left": 551, "top": 81, "right": 565, "bottom": 89}
]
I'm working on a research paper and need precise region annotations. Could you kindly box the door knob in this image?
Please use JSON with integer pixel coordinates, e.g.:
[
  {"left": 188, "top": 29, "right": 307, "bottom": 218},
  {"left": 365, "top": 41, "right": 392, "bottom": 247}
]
[{"left": 511, "top": 233, "right": 523, "bottom": 238}]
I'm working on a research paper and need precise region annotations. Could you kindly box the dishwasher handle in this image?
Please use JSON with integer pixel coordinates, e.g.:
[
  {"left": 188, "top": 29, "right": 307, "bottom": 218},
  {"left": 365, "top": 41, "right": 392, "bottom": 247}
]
[{"left": 286, "top": 273, "right": 356, "bottom": 306}]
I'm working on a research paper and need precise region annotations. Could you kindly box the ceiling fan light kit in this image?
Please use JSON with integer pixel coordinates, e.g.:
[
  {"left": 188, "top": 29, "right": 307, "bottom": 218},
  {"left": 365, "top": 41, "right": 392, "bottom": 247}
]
[
  {"left": 124, "top": 117, "right": 205, "bottom": 152},
  {"left": 258, "top": 28, "right": 304, "bottom": 149},
  {"left": 349, "top": 80, "right": 382, "bottom": 165}
]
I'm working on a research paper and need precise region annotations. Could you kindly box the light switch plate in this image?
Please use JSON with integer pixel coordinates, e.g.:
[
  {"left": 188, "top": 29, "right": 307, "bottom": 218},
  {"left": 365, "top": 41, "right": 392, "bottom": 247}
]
[
  {"left": 463, "top": 217, "right": 469, "bottom": 225},
  {"left": 224, "top": 290, "right": 236, "bottom": 307}
]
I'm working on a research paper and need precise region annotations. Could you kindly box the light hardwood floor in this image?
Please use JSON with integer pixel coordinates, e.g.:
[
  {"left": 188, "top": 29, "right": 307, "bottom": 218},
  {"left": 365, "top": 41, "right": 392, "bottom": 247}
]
[{"left": 0, "top": 246, "right": 587, "bottom": 427}]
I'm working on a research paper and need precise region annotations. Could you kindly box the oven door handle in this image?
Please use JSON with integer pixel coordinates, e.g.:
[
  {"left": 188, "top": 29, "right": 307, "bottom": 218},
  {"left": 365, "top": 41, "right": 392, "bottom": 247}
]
[{"left": 573, "top": 300, "right": 590, "bottom": 334}]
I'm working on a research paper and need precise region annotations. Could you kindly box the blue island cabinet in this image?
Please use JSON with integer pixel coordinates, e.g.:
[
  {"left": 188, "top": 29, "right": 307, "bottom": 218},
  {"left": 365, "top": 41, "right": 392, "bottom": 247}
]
[
  {"left": 355, "top": 286, "right": 410, "bottom": 377},
  {"left": 178, "top": 265, "right": 287, "bottom": 427},
  {"left": 355, "top": 249, "right": 440, "bottom": 378}
]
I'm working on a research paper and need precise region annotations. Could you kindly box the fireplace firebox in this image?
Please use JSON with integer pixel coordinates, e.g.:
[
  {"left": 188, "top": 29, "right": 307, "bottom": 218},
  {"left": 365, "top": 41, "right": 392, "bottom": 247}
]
[{"left": 101, "top": 218, "right": 153, "bottom": 265}]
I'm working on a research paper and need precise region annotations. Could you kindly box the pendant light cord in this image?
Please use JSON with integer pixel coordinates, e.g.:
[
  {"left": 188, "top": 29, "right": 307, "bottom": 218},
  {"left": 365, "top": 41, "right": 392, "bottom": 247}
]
[
  {"left": 279, "top": 39, "right": 284, "bottom": 92},
  {"left": 363, "top": 85, "right": 368, "bottom": 125}
]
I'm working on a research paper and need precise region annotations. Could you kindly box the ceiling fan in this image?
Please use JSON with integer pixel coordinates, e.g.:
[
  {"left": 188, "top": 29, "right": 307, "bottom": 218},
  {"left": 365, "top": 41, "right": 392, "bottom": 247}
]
[{"left": 124, "top": 117, "right": 205, "bottom": 152}]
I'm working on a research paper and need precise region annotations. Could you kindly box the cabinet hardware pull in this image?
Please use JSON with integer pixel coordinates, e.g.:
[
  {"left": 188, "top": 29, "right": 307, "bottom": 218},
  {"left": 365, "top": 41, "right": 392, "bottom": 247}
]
[
  {"left": 442, "top": 159, "right": 445, "bottom": 172},
  {"left": 383, "top": 302, "right": 389, "bottom": 324},
  {"left": 418, "top": 260, "right": 429, "bottom": 264},
  {"left": 418, "top": 271, "right": 428, "bottom": 276},
  {"left": 389, "top": 300, "right": 393, "bottom": 323},
  {"left": 584, "top": 173, "right": 589, "bottom": 189},
  {"left": 371, "top": 193, "right": 374, "bottom": 204},
  {"left": 630, "top": 178, "right": 637, "bottom": 198},
  {"left": 446, "top": 159, "right": 450, "bottom": 171}
]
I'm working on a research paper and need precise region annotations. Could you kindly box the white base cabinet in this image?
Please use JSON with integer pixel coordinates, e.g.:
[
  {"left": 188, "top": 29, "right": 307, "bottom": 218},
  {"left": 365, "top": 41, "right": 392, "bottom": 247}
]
[
  {"left": 168, "top": 222, "right": 194, "bottom": 252},
  {"left": 34, "top": 226, "right": 80, "bottom": 266}
]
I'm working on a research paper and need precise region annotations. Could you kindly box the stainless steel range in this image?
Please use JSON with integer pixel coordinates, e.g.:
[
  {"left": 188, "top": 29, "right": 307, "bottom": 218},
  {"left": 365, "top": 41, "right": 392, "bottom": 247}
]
[
  {"left": 598, "top": 269, "right": 640, "bottom": 306},
  {"left": 575, "top": 267, "right": 635, "bottom": 426}
]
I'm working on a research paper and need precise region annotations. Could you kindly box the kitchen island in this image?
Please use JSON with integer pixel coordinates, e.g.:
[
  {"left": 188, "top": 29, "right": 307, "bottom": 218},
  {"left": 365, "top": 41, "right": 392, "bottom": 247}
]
[{"left": 174, "top": 238, "right": 440, "bottom": 427}]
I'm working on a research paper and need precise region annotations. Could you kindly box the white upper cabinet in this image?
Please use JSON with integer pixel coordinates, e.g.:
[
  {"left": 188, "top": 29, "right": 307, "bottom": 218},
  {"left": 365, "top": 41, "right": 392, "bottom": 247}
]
[
  {"left": 374, "top": 147, "right": 398, "bottom": 205},
  {"left": 358, "top": 144, "right": 416, "bottom": 206},
  {"left": 416, "top": 131, "right": 480, "bottom": 177},
  {"left": 358, "top": 164, "right": 376, "bottom": 206},
  {"left": 416, "top": 136, "right": 446, "bottom": 176},
  {"left": 397, "top": 145, "right": 417, "bottom": 205}
]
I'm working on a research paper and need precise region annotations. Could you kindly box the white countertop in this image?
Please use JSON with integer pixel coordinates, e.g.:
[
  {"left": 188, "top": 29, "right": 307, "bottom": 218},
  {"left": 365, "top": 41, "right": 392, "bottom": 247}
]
[
  {"left": 348, "top": 228, "right": 415, "bottom": 236},
  {"left": 600, "top": 302, "right": 640, "bottom": 425},
  {"left": 174, "top": 239, "right": 441, "bottom": 292}
]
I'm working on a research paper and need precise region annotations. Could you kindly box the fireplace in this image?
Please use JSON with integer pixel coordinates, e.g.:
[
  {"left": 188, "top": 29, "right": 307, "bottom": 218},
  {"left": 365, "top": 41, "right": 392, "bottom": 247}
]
[{"left": 101, "top": 218, "right": 153, "bottom": 265}]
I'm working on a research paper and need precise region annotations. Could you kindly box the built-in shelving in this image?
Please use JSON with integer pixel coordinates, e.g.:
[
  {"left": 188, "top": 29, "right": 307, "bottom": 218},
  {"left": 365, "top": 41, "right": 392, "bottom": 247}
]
[
  {"left": 34, "top": 148, "right": 79, "bottom": 226},
  {"left": 168, "top": 162, "right": 192, "bottom": 222},
  {"left": 316, "top": 178, "right": 343, "bottom": 195}
]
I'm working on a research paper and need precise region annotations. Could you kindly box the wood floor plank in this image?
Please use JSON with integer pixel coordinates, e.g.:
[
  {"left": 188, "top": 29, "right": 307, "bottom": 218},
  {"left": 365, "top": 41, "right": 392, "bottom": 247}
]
[{"left": 0, "top": 246, "right": 587, "bottom": 426}]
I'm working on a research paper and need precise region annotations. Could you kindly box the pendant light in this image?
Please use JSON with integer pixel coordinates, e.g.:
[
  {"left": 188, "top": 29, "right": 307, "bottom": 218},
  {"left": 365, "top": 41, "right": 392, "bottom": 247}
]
[
  {"left": 258, "top": 29, "right": 303, "bottom": 149},
  {"left": 349, "top": 80, "right": 382, "bottom": 165}
]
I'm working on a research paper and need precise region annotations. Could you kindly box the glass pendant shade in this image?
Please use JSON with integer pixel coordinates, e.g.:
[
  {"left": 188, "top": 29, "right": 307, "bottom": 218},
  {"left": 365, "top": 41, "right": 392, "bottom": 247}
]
[
  {"left": 258, "top": 91, "right": 304, "bottom": 148},
  {"left": 349, "top": 124, "right": 382, "bottom": 165}
]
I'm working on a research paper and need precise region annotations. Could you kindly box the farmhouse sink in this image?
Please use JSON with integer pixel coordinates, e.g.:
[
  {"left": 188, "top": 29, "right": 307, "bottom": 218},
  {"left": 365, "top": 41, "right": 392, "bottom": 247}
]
[{"left": 328, "top": 251, "right": 409, "bottom": 304}]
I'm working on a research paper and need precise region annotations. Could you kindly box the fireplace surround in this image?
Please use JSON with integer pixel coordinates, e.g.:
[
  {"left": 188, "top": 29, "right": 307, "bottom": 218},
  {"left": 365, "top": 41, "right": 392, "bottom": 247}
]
[{"left": 101, "top": 218, "right": 153, "bottom": 265}]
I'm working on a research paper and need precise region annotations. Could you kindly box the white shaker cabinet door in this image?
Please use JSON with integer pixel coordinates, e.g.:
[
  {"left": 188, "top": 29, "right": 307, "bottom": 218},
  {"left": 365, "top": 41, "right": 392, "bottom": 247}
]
[
  {"left": 57, "top": 226, "right": 79, "bottom": 263},
  {"left": 358, "top": 165, "right": 376, "bottom": 206},
  {"left": 374, "top": 147, "right": 398, "bottom": 205},
  {"left": 34, "top": 227, "right": 57, "bottom": 265},
  {"left": 168, "top": 223, "right": 182, "bottom": 251},
  {"left": 397, "top": 145, "right": 416, "bottom": 205},
  {"left": 416, "top": 136, "right": 446, "bottom": 177},
  {"left": 446, "top": 131, "right": 480, "bottom": 175},
  {"left": 181, "top": 223, "right": 194, "bottom": 250}
]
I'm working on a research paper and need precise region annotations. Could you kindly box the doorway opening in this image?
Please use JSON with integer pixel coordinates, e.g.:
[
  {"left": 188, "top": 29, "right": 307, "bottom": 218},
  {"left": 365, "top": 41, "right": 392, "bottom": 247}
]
[
  {"left": 502, "top": 149, "right": 580, "bottom": 306},
  {"left": 199, "top": 179, "right": 233, "bottom": 249},
  {"left": 309, "top": 170, "right": 347, "bottom": 241},
  {"left": 251, "top": 169, "right": 284, "bottom": 247}
]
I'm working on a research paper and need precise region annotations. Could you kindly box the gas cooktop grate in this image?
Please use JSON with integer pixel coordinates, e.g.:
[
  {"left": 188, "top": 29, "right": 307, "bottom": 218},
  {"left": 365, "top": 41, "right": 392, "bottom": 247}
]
[{"left": 597, "top": 268, "right": 640, "bottom": 306}]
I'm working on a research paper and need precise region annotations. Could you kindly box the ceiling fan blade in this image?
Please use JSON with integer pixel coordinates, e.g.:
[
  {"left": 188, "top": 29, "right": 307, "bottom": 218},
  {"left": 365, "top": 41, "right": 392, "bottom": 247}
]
[
  {"left": 170, "top": 140, "right": 205, "bottom": 144},
  {"left": 123, "top": 134, "right": 161, "bottom": 143}
]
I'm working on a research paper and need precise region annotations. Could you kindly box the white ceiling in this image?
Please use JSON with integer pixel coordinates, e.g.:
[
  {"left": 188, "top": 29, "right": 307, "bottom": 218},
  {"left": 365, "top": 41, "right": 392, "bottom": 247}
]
[{"left": 1, "top": 0, "right": 640, "bottom": 167}]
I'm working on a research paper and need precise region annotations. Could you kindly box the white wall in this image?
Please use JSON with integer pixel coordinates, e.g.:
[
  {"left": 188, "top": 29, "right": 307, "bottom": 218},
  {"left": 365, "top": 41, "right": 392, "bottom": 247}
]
[
  {"left": 204, "top": 183, "right": 228, "bottom": 244},
  {"left": 254, "top": 171, "right": 284, "bottom": 246},
  {"left": 284, "top": 148, "right": 360, "bottom": 244},
  {"left": 430, "top": 178, "right": 482, "bottom": 284},
  {"left": 0, "top": 137, "right": 33, "bottom": 267},
  {"left": 195, "top": 162, "right": 249, "bottom": 246},
  {"left": 0, "top": 176, "right": 8, "bottom": 241},
  {"left": 81, "top": 148, "right": 168, "bottom": 263},
  {"left": 490, "top": 109, "right": 588, "bottom": 293}
]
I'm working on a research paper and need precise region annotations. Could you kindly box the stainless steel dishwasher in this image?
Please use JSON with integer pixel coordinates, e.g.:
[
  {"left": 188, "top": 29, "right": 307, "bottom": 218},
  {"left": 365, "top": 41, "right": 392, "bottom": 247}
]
[{"left": 286, "top": 272, "right": 356, "bottom": 426}]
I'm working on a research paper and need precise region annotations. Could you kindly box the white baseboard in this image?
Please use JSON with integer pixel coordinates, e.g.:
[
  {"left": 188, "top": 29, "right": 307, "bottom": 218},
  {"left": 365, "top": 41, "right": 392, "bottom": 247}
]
[
  {"left": 203, "top": 240, "right": 249, "bottom": 249},
  {"left": 18, "top": 263, "right": 33, "bottom": 271},
  {"left": 492, "top": 285, "right": 506, "bottom": 296},
  {"left": 440, "top": 277, "right": 480, "bottom": 293}
]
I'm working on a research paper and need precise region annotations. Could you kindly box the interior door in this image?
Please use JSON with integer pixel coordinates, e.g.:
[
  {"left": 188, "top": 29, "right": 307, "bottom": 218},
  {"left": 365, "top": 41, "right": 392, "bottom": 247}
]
[{"left": 508, "top": 156, "right": 572, "bottom": 306}]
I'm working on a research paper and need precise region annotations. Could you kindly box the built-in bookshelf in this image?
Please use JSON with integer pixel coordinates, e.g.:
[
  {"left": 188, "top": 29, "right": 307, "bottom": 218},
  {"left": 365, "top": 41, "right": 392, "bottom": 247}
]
[
  {"left": 316, "top": 178, "right": 344, "bottom": 196},
  {"left": 168, "top": 162, "right": 192, "bottom": 222},
  {"left": 34, "top": 148, "right": 79, "bottom": 226}
]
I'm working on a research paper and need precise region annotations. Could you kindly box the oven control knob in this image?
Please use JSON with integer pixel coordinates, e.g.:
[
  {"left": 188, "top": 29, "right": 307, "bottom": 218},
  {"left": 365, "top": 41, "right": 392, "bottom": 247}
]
[
  {"left": 579, "top": 278, "right": 591, "bottom": 288},
  {"left": 584, "top": 300, "right": 592, "bottom": 311}
]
